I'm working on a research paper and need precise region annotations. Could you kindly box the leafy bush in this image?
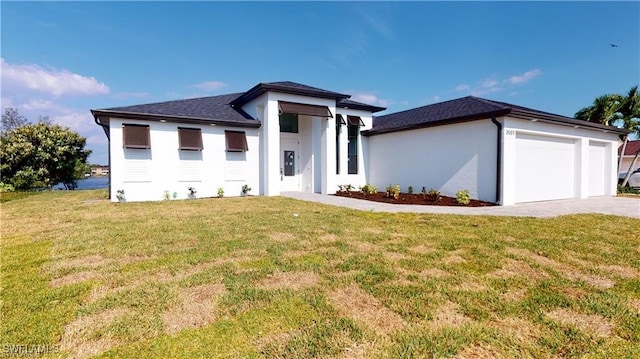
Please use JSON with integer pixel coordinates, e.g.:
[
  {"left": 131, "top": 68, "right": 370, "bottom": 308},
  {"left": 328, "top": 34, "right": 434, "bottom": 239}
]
[
  {"left": 241, "top": 184, "right": 251, "bottom": 196},
  {"left": 163, "top": 190, "right": 170, "bottom": 201},
  {"left": 217, "top": 187, "right": 224, "bottom": 198},
  {"left": 618, "top": 185, "right": 640, "bottom": 194},
  {"left": 407, "top": 186, "right": 414, "bottom": 194},
  {"left": 187, "top": 187, "right": 197, "bottom": 199},
  {"left": 360, "top": 183, "right": 377, "bottom": 195},
  {"left": 456, "top": 189, "right": 471, "bottom": 205},
  {"left": 116, "top": 189, "right": 126, "bottom": 203},
  {"left": 0, "top": 182, "right": 15, "bottom": 193},
  {"left": 427, "top": 188, "right": 441, "bottom": 202},
  {"left": 386, "top": 184, "right": 400, "bottom": 199}
]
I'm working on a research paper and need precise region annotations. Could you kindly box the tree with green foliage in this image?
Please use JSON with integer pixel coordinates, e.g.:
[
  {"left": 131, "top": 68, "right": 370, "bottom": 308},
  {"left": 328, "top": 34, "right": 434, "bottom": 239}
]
[
  {"left": 1, "top": 107, "right": 29, "bottom": 132},
  {"left": 575, "top": 86, "right": 640, "bottom": 185},
  {"left": 0, "top": 122, "right": 92, "bottom": 190}
]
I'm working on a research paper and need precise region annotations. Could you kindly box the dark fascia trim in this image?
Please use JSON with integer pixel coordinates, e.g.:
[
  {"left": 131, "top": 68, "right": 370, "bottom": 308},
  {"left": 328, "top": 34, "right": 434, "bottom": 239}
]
[
  {"left": 230, "top": 82, "right": 351, "bottom": 107},
  {"left": 364, "top": 108, "right": 630, "bottom": 137},
  {"left": 90, "top": 109, "right": 261, "bottom": 128},
  {"left": 508, "top": 109, "right": 629, "bottom": 135},
  {"left": 363, "top": 110, "right": 510, "bottom": 136},
  {"left": 337, "top": 102, "right": 386, "bottom": 113}
]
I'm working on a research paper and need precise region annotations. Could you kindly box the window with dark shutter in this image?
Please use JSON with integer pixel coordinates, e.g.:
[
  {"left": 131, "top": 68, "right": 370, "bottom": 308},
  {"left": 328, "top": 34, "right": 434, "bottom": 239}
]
[
  {"left": 178, "top": 127, "right": 203, "bottom": 150},
  {"left": 123, "top": 124, "right": 150, "bottom": 149},
  {"left": 225, "top": 131, "right": 248, "bottom": 152}
]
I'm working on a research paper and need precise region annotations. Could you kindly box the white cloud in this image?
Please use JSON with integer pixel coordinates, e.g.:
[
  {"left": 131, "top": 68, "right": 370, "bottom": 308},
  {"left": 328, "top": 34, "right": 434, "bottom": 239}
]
[
  {"left": 350, "top": 91, "right": 393, "bottom": 107},
  {"left": 431, "top": 96, "right": 441, "bottom": 103},
  {"left": 358, "top": 10, "right": 393, "bottom": 40},
  {"left": 1, "top": 58, "right": 109, "bottom": 97},
  {"left": 504, "top": 69, "right": 542, "bottom": 85},
  {"left": 481, "top": 78, "right": 499, "bottom": 88},
  {"left": 454, "top": 69, "right": 542, "bottom": 97},
  {"left": 191, "top": 81, "right": 227, "bottom": 92}
]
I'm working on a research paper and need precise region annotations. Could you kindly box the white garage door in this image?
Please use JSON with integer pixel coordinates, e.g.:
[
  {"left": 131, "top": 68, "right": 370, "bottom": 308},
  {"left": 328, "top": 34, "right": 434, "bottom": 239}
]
[
  {"left": 515, "top": 133, "right": 576, "bottom": 203},
  {"left": 588, "top": 141, "right": 607, "bottom": 196}
]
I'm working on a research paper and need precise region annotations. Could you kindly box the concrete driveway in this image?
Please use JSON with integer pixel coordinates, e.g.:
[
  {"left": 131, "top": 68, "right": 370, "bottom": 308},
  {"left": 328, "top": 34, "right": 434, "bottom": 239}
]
[{"left": 282, "top": 192, "right": 640, "bottom": 219}]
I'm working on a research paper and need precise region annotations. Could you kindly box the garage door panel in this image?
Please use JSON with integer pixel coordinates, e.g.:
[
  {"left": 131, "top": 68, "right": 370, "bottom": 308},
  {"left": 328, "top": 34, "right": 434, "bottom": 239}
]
[
  {"left": 515, "top": 133, "right": 575, "bottom": 203},
  {"left": 588, "top": 141, "right": 607, "bottom": 196}
]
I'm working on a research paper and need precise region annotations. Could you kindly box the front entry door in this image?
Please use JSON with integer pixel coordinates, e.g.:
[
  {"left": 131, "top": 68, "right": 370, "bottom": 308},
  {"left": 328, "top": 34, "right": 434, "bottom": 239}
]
[{"left": 280, "top": 138, "right": 300, "bottom": 191}]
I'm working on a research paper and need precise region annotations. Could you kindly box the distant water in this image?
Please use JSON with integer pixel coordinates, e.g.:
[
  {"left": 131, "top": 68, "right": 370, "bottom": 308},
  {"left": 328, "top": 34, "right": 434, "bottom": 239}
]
[{"left": 54, "top": 176, "right": 109, "bottom": 190}]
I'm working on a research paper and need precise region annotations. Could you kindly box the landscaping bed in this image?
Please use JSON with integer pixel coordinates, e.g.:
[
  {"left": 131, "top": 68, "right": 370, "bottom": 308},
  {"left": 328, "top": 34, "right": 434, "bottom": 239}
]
[{"left": 335, "top": 191, "right": 496, "bottom": 207}]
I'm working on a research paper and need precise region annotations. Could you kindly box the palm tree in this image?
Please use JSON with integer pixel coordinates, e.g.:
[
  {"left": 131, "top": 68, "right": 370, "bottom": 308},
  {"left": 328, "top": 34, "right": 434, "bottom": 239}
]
[
  {"left": 575, "top": 93, "right": 624, "bottom": 126},
  {"left": 619, "top": 86, "right": 640, "bottom": 186},
  {"left": 575, "top": 87, "right": 640, "bottom": 184}
]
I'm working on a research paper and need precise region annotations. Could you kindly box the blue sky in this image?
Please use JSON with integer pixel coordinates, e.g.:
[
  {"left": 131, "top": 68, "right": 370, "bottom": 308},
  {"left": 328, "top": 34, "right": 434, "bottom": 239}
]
[{"left": 2, "top": 1, "right": 638, "bottom": 165}]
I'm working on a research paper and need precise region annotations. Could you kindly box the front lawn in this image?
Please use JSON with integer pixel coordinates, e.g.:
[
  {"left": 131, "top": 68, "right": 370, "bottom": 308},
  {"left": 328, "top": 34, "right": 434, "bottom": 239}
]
[{"left": 1, "top": 190, "right": 639, "bottom": 358}]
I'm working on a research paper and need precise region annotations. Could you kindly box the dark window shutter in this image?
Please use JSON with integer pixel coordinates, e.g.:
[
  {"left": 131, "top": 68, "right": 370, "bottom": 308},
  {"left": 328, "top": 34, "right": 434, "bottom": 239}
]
[
  {"left": 347, "top": 116, "right": 365, "bottom": 127},
  {"left": 225, "top": 131, "right": 248, "bottom": 152},
  {"left": 123, "top": 124, "right": 150, "bottom": 149},
  {"left": 178, "top": 127, "right": 203, "bottom": 150}
]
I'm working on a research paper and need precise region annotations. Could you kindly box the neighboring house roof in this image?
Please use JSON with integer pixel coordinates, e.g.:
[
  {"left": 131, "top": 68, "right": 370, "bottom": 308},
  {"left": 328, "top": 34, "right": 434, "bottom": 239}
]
[
  {"left": 619, "top": 140, "right": 640, "bottom": 156},
  {"left": 365, "top": 96, "right": 629, "bottom": 136},
  {"left": 91, "top": 93, "right": 260, "bottom": 127}
]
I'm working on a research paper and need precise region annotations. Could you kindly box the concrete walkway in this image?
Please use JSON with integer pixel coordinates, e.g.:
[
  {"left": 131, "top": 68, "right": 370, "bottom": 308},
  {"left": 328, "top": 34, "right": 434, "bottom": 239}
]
[{"left": 281, "top": 192, "right": 640, "bottom": 219}]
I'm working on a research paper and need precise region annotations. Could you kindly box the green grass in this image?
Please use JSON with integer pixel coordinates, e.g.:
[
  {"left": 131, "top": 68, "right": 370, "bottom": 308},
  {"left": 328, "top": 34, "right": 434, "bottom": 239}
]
[{"left": 1, "top": 189, "right": 639, "bottom": 358}]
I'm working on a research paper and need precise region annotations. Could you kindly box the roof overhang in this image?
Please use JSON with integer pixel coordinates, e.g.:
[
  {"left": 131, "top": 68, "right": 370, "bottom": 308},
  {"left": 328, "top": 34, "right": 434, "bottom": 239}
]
[
  {"left": 364, "top": 108, "right": 630, "bottom": 137},
  {"left": 90, "top": 109, "right": 261, "bottom": 128},
  {"left": 230, "top": 82, "right": 350, "bottom": 107}
]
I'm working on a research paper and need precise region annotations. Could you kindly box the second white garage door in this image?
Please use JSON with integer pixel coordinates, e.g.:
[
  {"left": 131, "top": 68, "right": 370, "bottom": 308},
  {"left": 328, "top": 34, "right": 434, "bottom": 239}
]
[
  {"left": 515, "top": 133, "right": 576, "bottom": 203},
  {"left": 588, "top": 141, "right": 607, "bottom": 196}
]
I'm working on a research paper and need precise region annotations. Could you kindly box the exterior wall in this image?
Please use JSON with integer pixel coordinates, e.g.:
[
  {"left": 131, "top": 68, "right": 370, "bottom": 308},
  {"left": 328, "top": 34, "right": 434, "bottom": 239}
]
[
  {"left": 368, "top": 119, "right": 498, "bottom": 202},
  {"left": 109, "top": 118, "right": 259, "bottom": 202},
  {"left": 335, "top": 109, "right": 373, "bottom": 192},
  {"left": 501, "top": 117, "right": 619, "bottom": 205},
  {"left": 241, "top": 92, "right": 338, "bottom": 195}
]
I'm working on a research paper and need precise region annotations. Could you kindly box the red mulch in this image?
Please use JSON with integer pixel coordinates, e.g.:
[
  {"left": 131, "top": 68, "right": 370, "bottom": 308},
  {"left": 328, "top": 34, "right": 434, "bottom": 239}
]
[{"left": 334, "top": 191, "right": 496, "bottom": 207}]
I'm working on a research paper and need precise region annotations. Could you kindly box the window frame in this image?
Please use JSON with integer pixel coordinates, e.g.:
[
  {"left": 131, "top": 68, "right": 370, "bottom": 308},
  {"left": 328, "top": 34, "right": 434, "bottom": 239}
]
[
  {"left": 225, "top": 130, "right": 249, "bottom": 152},
  {"left": 348, "top": 123, "right": 359, "bottom": 174},
  {"left": 178, "top": 127, "right": 203, "bottom": 151},
  {"left": 122, "top": 124, "right": 151, "bottom": 149}
]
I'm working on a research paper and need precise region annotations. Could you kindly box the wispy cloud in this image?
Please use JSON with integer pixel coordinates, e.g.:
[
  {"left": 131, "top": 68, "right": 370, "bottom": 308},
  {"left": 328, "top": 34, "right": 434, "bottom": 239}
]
[
  {"left": 454, "top": 69, "right": 542, "bottom": 97},
  {"left": 358, "top": 9, "right": 393, "bottom": 40},
  {"left": 191, "top": 80, "right": 227, "bottom": 92},
  {"left": 504, "top": 69, "right": 542, "bottom": 85},
  {"left": 350, "top": 91, "right": 393, "bottom": 107},
  {"left": 1, "top": 58, "right": 109, "bottom": 97}
]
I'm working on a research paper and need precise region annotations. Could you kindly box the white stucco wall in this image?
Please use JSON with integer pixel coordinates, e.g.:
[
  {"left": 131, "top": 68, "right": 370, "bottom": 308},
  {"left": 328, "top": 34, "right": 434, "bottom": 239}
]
[
  {"left": 501, "top": 117, "right": 619, "bottom": 205},
  {"left": 334, "top": 109, "right": 373, "bottom": 192},
  {"left": 109, "top": 118, "right": 259, "bottom": 202},
  {"left": 241, "top": 92, "right": 338, "bottom": 196},
  {"left": 368, "top": 119, "right": 498, "bottom": 202}
]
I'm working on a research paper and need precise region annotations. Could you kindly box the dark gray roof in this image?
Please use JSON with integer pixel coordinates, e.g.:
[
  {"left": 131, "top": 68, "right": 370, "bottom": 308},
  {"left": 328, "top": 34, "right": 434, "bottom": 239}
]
[
  {"left": 230, "top": 81, "right": 350, "bottom": 106},
  {"left": 338, "top": 98, "right": 386, "bottom": 113},
  {"left": 91, "top": 93, "right": 259, "bottom": 127},
  {"left": 366, "top": 96, "right": 628, "bottom": 136}
]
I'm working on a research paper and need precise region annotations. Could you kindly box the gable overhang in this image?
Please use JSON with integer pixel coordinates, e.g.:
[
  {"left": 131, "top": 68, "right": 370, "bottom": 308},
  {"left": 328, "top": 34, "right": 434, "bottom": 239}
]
[
  {"left": 90, "top": 109, "right": 262, "bottom": 129},
  {"left": 363, "top": 109, "right": 511, "bottom": 136},
  {"left": 364, "top": 109, "right": 629, "bottom": 137},
  {"left": 230, "top": 82, "right": 350, "bottom": 108}
]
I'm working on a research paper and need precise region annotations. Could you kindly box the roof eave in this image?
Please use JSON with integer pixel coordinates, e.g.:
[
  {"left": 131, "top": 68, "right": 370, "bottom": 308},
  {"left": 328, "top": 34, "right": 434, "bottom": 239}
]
[
  {"left": 90, "top": 109, "right": 261, "bottom": 128},
  {"left": 509, "top": 109, "right": 629, "bottom": 135},
  {"left": 364, "top": 110, "right": 510, "bottom": 136},
  {"left": 230, "top": 82, "right": 351, "bottom": 107},
  {"left": 338, "top": 103, "right": 386, "bottom": 113}
]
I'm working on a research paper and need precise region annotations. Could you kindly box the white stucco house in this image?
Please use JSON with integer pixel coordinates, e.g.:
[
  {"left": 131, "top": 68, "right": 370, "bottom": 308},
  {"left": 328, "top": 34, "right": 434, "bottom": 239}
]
[{"left": 92, "top": 81, "right": 627, "bottom": 205}]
